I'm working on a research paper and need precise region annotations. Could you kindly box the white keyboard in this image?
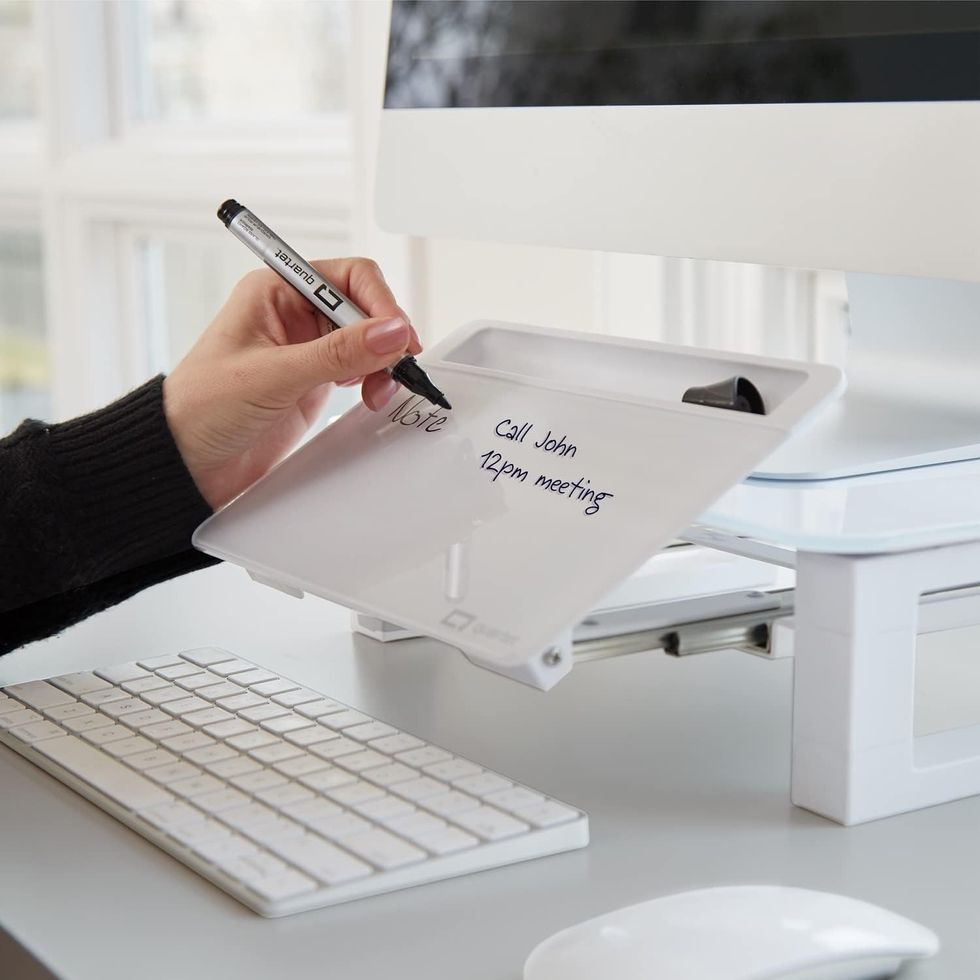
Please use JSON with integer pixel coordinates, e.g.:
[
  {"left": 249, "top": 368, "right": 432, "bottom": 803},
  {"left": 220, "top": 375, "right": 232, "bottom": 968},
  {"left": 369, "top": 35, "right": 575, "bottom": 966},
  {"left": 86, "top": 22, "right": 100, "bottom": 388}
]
[{"left": 0, "top": 648, "right": 588, "bottom": 916}]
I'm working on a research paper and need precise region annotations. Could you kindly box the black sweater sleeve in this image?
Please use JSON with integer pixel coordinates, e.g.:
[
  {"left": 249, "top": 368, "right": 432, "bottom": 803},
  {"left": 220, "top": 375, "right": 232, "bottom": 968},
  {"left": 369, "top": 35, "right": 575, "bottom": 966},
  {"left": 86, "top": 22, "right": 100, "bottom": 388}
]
[{"left": 0, "top": 376, "right": 219, "bottom": 654}]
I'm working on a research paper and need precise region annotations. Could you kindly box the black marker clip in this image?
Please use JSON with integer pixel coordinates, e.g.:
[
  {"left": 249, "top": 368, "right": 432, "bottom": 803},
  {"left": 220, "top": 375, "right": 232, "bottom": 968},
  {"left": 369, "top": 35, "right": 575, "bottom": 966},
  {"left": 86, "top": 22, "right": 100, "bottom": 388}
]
[{"left": 682, "top": 376, "right": 766, "bottom": 415}]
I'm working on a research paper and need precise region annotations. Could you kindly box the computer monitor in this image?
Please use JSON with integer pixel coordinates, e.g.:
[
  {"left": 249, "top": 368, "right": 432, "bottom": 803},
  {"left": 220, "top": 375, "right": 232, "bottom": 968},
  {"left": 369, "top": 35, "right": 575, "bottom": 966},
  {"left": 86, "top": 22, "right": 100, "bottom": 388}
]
[{"left": 376, "top": 1, "right": 980, "bottom": 479}]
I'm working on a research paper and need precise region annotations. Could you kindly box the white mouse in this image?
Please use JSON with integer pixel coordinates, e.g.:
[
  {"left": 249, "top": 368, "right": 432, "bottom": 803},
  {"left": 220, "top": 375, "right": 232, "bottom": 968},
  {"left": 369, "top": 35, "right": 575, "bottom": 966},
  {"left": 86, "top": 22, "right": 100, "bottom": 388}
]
[{"left": 523, "top": 886, "right": 938, "bottom": 980}]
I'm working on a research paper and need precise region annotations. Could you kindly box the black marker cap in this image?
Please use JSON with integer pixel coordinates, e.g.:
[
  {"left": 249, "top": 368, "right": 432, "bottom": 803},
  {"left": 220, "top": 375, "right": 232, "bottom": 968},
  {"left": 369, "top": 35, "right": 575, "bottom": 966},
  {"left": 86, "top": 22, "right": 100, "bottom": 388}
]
[
  {"left": 217, "top": 199, "right": 245, "bottom": 226},
  {"left": 391, "top": 357, "right": 452, "bottom": 411}
]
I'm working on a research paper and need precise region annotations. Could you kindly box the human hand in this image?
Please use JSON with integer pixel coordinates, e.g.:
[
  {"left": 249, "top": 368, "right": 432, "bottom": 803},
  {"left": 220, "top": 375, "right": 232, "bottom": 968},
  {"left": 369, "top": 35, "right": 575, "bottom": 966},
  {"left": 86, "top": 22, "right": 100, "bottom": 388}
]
[{"left": 163, "top": 257, "right": 420, "bottom": 510}]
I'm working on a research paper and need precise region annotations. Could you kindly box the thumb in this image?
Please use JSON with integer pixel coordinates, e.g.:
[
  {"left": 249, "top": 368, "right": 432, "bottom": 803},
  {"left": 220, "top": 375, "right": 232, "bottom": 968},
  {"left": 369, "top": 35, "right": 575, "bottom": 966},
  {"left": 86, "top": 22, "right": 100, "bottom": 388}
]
[{"left": 275, "top": 316, "right": 411, "bottom": 396}]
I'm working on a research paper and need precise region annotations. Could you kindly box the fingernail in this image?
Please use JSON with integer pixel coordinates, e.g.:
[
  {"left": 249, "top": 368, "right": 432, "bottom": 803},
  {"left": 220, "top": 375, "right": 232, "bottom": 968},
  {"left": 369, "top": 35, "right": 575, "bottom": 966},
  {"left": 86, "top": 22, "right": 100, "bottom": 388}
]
[
  {"left": 365, "top": 317, "right": 410, "bottom": 355},
  {"left": 368, "top": 376, "right": 399, "bottom": 410}
]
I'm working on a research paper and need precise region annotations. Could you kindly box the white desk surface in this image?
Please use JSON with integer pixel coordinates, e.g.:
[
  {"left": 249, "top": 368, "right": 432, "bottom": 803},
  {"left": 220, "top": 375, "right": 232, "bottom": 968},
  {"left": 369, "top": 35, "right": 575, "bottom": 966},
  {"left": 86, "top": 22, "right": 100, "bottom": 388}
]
[{"left": 2, "top": 563, "right": 978, "bottom": 980}]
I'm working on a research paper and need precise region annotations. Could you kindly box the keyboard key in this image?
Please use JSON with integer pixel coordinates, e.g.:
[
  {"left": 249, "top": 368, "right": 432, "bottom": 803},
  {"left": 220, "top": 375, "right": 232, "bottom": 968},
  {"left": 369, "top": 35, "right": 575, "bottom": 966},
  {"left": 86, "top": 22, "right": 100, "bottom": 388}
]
[
  {"left": 454, "top": 772, "right": 513, "bottom": 797},
  {"left": 183, "top": 707, "right": 234, "bottom": 728},
  {"left": 43, "top": 702, "right": 94, "bottom": 722},
  {"left": 142, "top": 720, "right": 192, "bottom": 740},
  {"left": 168, "top": 819, "right": 231, "bottom": 847},
  {"left": 219, "top": 802, "right": 278, "bottom": 832},
  {"left": 95, "top": 663, "right": 151, "bottom": 684},
  {"left": 0, "top": 699, "right": 23, "bottom": 716},
  {"left": 194, "top": 788, "right": 250, "bottom": 814},
  {"left": 63, "top": 713, "right": 114, "bottom": 734},
  {"left": 239, "top": 703, "right": 289, "bottom": 724},
  {"left": 393, "top": 777, "right": 450, "bottom": 802},
  {"left": 203, "top": 718, "right": 254, "bottom": 739},
  {"left": 141, "top": 685, "right": 189, "bottom": 706},
  {"left": 396, "top": 746, "right": 452, "bottom": 768},
  {"left": 269, "top": 835, "right": 371, "bottom": 885},
  {"left": 342, "top": 829, "right": 425, "bottom": 870},
  {"left": 230, "top": 669, "right": 278, "bottom": 687},
  {"left": 138, "top": 655, "right": 183, "bottom": 670},
  {"left": 104, "top": 736, "right": 155, "bottom": 758},
  {"left": 309, "top": 812, "right": 371, "bottom": 842},
  {"left": 234, "top": 851, "right": 287, "bottom": 876},
  {"left": 246, "top": 864, "right": 316, "bottom": 898},
  {"left": 181, "top": 648, "right": 238, "bottom": 668},
  {"left": 250, "top": 678, "right": 296, "bottom": 697},
  {"left": 384, "top": 810, "right": 448, "bottom": 841},
  {"left": 170, "top": 774, "right": 225, "bottom": 799},
  {"left": 121, "top": 709, "right": 172, "bottom": 730},
  {"left": 35, "top": 735, "right": 172, "bottom": 810},
  {"left": 206, "top": 756, "right": 261, "bottom": 779},
  {"left": 295, "top": 699, "right": 345, "bottom": 719},
  {"left": 421, "top": 791, "right": 480, "bottom": 818},
  {"left": 483, "top": 787, "right": 546, "bottom": 813},
  {"left": 415, "top": 827, "right": 479, "bottom": 855},
  {"left": 318, "top": 710, "right": 372, "bottom": 731},
  {"left": 242, "top": 868, "right": 319, "bottom": 903},
  {"left": 81, "top": 724, "right": 133, "bottom": 745},
  {"left": 298, "top": 768, "right": 356, "bottom": 792},
  {"left": 100, "top": 698, "right": 149, "bottom": 719},
  {"left": 145, "top": 762, "right": 203, "bottom": 785},
  {"left": 156, "top": 663, "right": 203, "bottom": 681},
  {"left": 333, "top": 750, "right": 388, "bottom": 773},
  {"left": 271, "top": 688, "right": 321, "bottom": 707},
  {"left": 309, "top": 737, "right": 361, "bottom": 760},
  {"left": 361, "top": 763, "right": 417, "bottom": 787},
  {"left": 254, "top": 783, "right": 315, "bottom": 808},
  {"left": 192, "top": 834, "right": 259, "bottom": 864},
  {"left": 142, "top": 800, "right": 204, "bottom": 830},
  {"left": 208, "top": 659, "right": 254, "bottom": 677},
  {"left": 230, "top": 770, "right": 287, "bottom": 793},
  {"left": 242, "top": 817, "right": 305, "bottom": 848},
  {"left": 196, "top": 682, "right": 242, "bottom": 702},
  {"left": 368, "top": 733, "right": 424, "bottom": 754},
  {"left": 125, "top": 749, "right": 178, "bottom": 771},
  {"left": 8, "top": 720, "right": 66, "bottom": 743},
  {"left": 354, "top": 794, "right": 415, "bottom": 821},
  {"left": 424, "top": 758, "right": 483, "bottom": 782},
  {"left": 259, "top": 714, "right": 312, "bottom": 735},
  {"left": 216, "top": 692, "right": 266, "bottom": 712},
  {"left": 184, "top": 744, "right": 237, "bottom": 766},
  {"left": 0, "top": 705, "right": 44, "bottom": 728},
  {"left": 227, "top": 731, "right": 279, "bottom": 752},
  {"left": 49, "top": 672, "right": 111, "bottom": 697},
  {"left": 274, "top": 755, "right": 327, "bottom": 778},
  {"left": 280, "top": 798, "right": 342, "bottom": 826},
  {"left": 5, "top": 680, "right": 75, "bottom": 710},
  {"left": 161, "top": 732, "right": 215, "bottom": 753},
  {"left": 451, "top": 806, "right": 529, "bottom": 841},
  {"left": 122, "top": 676, "right": 171, "bottom": 694},
  {"left": 512, "top": 800, "right": 580, "bottom": 828},
  {"left": 175, "top": 672, "right": 224, "bottom": 692},
  {"left": 162, "top": 697, "right": 209, "bottom": 717},
  {"left": 283, "top": 727, "right": 335, "bottom": 748},
  {"left": 249, "top": 742, "right": 302, "bottom": 764},
  {"left": 345, "top": 721, "right": 398, "bottom": 743},
  {"left": 324, "top": 780, "right": 384, "bottom": 806},
  {"left": 80, "top": 689, "right": 129, "bottom": 707}
]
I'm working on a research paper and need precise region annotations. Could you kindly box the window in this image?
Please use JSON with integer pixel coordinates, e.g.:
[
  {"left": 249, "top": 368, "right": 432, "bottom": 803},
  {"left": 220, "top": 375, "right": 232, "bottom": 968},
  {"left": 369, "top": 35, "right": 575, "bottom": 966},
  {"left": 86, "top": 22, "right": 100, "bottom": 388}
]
[
  {"left": 0, "top": 0, "right": 362, "bottom": 426},
  {"left": 137, "top": 0, "right": 349, "bottom": 125},
  {"left": 0, "top": 226, "right": 46, "bottom": 431}
]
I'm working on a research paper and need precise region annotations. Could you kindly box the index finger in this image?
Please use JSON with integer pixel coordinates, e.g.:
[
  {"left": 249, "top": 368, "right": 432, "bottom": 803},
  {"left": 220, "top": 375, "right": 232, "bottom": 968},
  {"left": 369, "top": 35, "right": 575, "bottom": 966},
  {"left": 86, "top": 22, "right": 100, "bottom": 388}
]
[{"left": 310, "top": 257, "right": 422, "bottom": 353}]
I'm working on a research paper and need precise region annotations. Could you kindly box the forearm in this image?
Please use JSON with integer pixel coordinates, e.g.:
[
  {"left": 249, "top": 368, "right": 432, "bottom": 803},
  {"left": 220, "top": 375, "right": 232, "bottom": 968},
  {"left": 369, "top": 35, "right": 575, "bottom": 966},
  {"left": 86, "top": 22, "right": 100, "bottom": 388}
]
[{"left": 0, "top": 377, "right": 217, "bottom": 651}]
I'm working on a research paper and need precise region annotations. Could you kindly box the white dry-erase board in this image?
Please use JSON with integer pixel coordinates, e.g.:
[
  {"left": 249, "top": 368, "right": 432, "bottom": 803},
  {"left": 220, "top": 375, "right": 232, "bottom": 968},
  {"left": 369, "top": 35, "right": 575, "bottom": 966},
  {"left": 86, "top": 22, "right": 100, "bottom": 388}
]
[{"left": 194, "top": 321, "right": 841, "bottom": 689}]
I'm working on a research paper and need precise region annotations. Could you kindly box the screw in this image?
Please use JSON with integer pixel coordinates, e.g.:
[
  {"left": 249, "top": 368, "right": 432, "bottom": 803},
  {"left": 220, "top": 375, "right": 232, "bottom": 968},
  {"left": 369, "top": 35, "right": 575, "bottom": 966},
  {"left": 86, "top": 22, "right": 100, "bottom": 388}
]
[{"left": 542, "top": 647, "right": 562, "bottom": 667}]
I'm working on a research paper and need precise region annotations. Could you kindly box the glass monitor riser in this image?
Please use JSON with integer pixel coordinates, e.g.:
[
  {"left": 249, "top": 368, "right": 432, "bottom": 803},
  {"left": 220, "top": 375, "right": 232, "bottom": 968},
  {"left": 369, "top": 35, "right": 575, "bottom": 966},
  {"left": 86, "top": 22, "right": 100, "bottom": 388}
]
[{"left": 755, "top": 274, "right": 980, "bottom": 481}]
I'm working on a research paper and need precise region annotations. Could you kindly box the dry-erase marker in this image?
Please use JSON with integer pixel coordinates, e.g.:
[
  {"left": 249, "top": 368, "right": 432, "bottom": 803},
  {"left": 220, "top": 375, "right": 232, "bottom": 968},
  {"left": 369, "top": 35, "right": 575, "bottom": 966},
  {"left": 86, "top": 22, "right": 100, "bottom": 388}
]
[{"left": 217, "top": 199, "right": 451, "bottom": 411}]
